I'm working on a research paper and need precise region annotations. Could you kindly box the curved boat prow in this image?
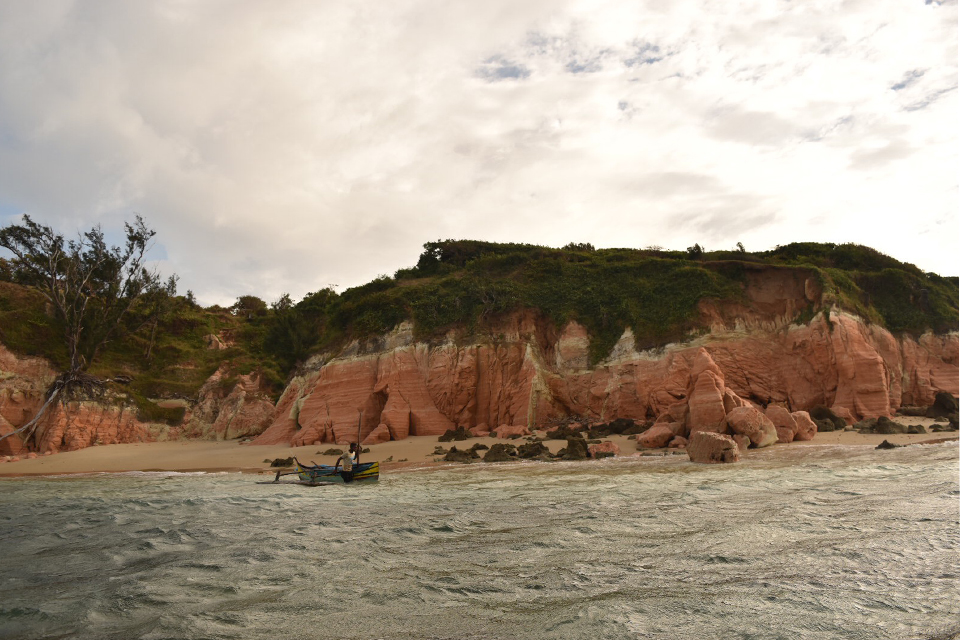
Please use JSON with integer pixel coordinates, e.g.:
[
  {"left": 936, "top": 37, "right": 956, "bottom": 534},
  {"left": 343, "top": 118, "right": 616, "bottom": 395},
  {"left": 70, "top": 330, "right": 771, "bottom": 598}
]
[{"left": 294, "top": 459, "right": 380, "bottom": 485}]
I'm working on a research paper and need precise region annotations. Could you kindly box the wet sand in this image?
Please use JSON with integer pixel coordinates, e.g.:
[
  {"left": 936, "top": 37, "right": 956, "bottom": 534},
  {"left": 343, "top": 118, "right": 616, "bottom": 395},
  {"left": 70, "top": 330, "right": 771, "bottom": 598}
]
[{"left": 0, "top": 418, "right": 955, "bottom": 478}]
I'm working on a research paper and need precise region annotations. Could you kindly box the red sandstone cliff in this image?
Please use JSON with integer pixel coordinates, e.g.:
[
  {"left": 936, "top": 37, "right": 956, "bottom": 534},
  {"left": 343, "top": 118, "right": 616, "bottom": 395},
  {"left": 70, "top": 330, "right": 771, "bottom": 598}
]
[
  {"left": 0, "top": 342, "right": 276, "bottom": 456},
  {"left": 252, "top": 308, "right": 958, "bottom": 447},
  {"left": 0, "top": 343, "right": 56, "bottom": 455},
  {"left": 3, "top": 266, "right": 957, "bottom": 456}
]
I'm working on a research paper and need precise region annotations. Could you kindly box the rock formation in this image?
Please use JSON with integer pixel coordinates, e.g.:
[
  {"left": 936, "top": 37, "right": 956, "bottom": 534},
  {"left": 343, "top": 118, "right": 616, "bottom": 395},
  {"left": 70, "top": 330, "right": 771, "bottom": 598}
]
[
  {"left": 3, "top": 266, "right": 958, "bottom": 456},
  {"left": 687, "top": 431, "right": 741, "bottom": 464},
  {"left": 723, "top": 406, "right": 779, "bottom": 448},
  {"left": 0, "top": 343, "right": 56, "bottom": 455},
  {"left": 765, "top": 405, "right": 799, "bottom": 443},
  {"left": 33, "top": 401, "right": 150, "bottom": 453},
  {"left": 0, "top": 342, "right": 278, "bottom": 454},
  {"left": 179, "top": 366, "right": 277, "bottom": 441},
  {"left": 637, "top": 424, "right": 676, "bottom": 449},
  {"left": 588, "top": 441, "right": 620, "bottom": 458},
  {"left": 252, "top": 307, "right": 958, "bottom": 449}
]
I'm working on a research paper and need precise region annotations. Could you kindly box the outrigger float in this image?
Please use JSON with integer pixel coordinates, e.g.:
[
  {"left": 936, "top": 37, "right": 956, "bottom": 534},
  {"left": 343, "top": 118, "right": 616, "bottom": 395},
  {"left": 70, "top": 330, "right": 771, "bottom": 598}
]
[{"left": 272, "top": 457, "right": 380, "bottom": 485}]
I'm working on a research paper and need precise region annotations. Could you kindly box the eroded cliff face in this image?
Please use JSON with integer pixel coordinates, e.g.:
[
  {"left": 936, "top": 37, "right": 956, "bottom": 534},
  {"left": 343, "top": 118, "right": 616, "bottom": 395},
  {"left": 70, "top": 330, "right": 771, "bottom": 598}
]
[
  {"left": 178, "top": 366, "right": 277, "bottom": 441},
  {"left": 3, "top": 265, "right": 958, "bottom": 456},
  {"left": 253, "top": 306, "right": 959, "bottom": 447},
  {"left": 0, "top": 342, "right": 277, "bottom": 456},
  {"left": 0, "top": 343, "right": 56, "bottom": 455}
]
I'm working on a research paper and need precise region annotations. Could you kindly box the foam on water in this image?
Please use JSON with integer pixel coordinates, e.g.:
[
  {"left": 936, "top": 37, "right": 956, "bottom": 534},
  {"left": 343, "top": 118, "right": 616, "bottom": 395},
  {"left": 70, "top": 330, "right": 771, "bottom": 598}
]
[{"left": 1, "top": 442, "right": 958, "bottom": 640}]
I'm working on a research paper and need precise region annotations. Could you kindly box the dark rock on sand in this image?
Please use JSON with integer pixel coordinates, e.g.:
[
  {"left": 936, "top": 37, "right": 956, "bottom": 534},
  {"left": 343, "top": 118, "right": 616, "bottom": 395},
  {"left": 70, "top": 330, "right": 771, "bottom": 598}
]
[
  {"left": 931, "top": 414, "right": 959, "bottom": 432},
  {"left": 444, "top": 446, "right": 479, "bottom": 463},
  {"left": 516, "top": 441, "right": 552, "bottom": 460},
  {"left": 897, "top": 406, "right": 928, "bottom": 417},
  {"left": 810, "top": 406, "right": 847, "bottom": 431},
  {"left": 557, "top": 437, "right": 590, "bottom": 460},
  {"left": 482, "top": 443, "right": 517, "bottom": 463},
  {"left": 544, "top": 425, "right": 585, "bottom": 440},
  {"left": 875, "top": 440, "right": 900, "bottom": 449},
  {"left": 856, "top": 416, "right": 909, "bottom": 434},
  {"left": 586, "top": 418, "right": 647, "bottom": 438},
  {"left": 927, "top": 392, "right": 959, "bottom": 418},
  {"left": 438, "top": 426, "right": 471, "bottom": 442},
  {"left": 814, "top": 418, "right": 837, "bottom": 432}
]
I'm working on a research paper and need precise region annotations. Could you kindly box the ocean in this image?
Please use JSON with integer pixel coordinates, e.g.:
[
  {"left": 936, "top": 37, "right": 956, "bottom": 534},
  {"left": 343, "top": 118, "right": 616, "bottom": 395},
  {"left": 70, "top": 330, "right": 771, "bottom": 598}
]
[{"left": 1, "top": 442, "right": 958, "bottom": 640}]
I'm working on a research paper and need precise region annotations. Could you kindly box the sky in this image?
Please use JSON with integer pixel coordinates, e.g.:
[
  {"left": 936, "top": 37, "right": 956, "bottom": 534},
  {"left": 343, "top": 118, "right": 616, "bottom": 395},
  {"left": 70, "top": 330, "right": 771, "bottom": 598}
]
[{"left": 0, "top": 0, "right": 956, "bottom": 307}]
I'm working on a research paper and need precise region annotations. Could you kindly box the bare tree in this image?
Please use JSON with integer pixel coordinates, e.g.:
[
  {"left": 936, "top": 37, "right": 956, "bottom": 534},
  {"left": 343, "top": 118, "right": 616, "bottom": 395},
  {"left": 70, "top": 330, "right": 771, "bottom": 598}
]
[{"left": 0, "top": 214, "right": 167, "bottom": 445}]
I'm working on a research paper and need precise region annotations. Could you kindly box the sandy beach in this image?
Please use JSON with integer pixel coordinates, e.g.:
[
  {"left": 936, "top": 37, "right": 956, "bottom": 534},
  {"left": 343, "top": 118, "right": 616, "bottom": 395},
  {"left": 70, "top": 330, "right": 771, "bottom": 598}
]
[{"left": 1, "top": 417, "right": 955, "bottom": 478}]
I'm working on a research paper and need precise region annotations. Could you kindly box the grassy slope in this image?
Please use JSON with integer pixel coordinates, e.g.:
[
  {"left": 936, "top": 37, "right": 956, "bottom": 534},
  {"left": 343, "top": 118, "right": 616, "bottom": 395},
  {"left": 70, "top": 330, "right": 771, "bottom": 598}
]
[
  {"left": 0, "top": 282, "right": 285, "bottom": 423},
  {"left": 1, "top": 242, "right": 956, "bottom": 414},
  {"left": 326, "top": 241, "right": 958, "bottom": 362}
]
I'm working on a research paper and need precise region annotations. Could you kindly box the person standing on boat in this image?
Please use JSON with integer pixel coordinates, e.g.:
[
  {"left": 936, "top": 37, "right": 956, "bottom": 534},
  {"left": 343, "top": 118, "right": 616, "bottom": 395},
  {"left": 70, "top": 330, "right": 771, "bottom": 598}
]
[{"left": 335, "top": 443, "right": 359, "bottom": 483}]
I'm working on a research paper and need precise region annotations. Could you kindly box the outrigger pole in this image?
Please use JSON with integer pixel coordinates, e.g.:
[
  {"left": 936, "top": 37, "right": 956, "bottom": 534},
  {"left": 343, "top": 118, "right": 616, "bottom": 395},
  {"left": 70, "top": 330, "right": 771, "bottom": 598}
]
[
  {"left": 274, "top": 466, "right": 298, "bottom": 483},
  {"left": 272, "top": 456, "right": 329, "bottom": 483},
  {"left": 356, "top": 410, "right": 362, "bottom": 463}
]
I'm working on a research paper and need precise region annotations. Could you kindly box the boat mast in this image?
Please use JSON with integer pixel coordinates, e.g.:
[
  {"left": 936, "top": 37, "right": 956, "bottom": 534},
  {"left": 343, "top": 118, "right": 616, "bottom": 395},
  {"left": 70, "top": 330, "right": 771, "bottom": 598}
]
[{"left": 356, "top": 410, "right": 362, "bottom": 463}]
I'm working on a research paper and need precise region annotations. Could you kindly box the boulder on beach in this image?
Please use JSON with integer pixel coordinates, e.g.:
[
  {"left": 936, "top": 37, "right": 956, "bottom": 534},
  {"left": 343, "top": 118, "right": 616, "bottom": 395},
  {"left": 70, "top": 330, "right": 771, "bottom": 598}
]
[
  {"left": 732, "top": 434, "right": 751, "bottom": 452},
  {"left": 791, "top": 411, "right": 818, "bottom": 441},
  {"left": 723, "top": 406, "right": 778, "bottom": 448},
  {"left": 636, "top": 424, "right": 676, "bottom": 449},
  {"left": 765, "top": 405, "right": 798, "bottom": 443},
  {"left": 588, "top": 441, "right": 619, "bottom": 459},
  {"left": 687, "top": 432, "right": 741, "bottom": 464}
]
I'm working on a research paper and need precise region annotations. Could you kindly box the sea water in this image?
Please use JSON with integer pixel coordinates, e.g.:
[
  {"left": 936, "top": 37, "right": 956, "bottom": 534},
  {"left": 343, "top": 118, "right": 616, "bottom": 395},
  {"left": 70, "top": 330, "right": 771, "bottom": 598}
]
[{"left": 1, "top": 442, "right": 957, "bottom": 640}]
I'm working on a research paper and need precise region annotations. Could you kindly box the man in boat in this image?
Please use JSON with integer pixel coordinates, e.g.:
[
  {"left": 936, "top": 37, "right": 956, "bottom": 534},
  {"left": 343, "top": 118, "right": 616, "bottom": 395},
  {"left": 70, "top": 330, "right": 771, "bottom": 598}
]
[{"left": 335, "top": 443, "right": 359, "bottom": 483}]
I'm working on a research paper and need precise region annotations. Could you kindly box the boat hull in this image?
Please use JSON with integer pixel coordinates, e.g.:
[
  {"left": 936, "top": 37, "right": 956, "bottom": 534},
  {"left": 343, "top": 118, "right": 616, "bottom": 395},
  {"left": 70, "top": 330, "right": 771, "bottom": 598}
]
[{"left": 294, "top": 459, "right": 379, "bottom": 484}]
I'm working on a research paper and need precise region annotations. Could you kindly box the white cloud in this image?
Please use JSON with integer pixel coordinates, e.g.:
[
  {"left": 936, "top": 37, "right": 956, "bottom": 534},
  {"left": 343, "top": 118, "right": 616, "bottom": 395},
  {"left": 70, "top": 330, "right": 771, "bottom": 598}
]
[{"left": 0, "top": 0, "right": 956, "bottom": 306}]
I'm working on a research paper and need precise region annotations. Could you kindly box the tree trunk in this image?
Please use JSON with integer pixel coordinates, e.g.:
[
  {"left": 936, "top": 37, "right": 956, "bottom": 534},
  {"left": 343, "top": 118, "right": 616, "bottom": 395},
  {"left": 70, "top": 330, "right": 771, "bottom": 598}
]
[{"left": 145, "top": 320, "right": 158, "bottom": 360}]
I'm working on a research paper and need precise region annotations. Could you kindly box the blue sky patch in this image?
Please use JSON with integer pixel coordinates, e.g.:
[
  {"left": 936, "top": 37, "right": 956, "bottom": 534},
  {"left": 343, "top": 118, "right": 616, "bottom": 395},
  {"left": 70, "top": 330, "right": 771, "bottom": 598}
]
[
  {"left": 891, "top": 69, "right": 925, "bottom": 91},
  {"left": 624, "top": 42, "right": 664, "bottom": 67},
  {"left": 476, "top": 56, "right": 531, "bottom": 81}
]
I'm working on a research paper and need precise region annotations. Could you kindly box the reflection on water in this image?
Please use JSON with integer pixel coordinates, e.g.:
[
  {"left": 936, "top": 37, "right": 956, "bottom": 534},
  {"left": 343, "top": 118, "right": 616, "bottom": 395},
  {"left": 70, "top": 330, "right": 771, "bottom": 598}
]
[{"left": 1, "top": 443, "right": 958, "bottom": 640}]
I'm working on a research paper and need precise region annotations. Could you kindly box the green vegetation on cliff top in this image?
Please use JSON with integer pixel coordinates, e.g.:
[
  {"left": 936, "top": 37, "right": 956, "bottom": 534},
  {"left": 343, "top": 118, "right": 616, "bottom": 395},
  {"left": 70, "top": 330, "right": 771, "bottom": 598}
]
[{"left": 1, "top": 241, "right": 957, "bottom": 406}]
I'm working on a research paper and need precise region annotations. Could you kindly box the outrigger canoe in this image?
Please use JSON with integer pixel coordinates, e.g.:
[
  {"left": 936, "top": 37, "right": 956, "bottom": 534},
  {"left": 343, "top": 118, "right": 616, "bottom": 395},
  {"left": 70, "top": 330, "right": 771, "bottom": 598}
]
[{"left": 273, "top": 457, "right": 380, "bottom": 485}]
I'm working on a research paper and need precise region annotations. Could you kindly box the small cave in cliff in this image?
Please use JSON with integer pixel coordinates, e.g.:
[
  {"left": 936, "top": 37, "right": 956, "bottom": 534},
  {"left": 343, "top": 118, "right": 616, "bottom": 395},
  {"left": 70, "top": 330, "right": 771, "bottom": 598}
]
[
  {"left": 748, "top": 394, "right": 770, "bottom": 409},
  {"left": 370, "top": 390, "right": 388, "bottom": 423},
  {"left": 357, "top": 390, "right": 390, "bottom": 438}
]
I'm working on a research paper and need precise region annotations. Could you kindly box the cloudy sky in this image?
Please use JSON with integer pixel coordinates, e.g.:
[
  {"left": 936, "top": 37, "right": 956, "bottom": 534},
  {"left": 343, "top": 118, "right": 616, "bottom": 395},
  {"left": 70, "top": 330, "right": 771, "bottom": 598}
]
[{"left": 0, "top": 0, "right": 956, "bottom": 306}]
